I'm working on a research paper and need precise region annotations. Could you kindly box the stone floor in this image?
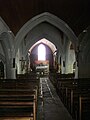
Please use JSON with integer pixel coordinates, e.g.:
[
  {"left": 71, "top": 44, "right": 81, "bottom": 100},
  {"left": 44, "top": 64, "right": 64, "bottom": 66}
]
[{"left": 37, "top": 77, "right": 73, "bottom": 120}]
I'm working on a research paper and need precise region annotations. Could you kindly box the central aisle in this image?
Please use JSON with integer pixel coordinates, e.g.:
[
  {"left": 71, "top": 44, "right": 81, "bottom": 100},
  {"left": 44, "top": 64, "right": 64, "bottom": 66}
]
[{"left": 37, "top": 77, "right": 73, "bottom": 120}]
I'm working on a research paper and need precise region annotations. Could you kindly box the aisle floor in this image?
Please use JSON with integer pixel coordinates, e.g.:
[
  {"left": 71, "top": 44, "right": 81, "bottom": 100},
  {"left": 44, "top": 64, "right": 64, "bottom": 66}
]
[{"left": 37, "top": 77, "right": 73, "bottom": 120}]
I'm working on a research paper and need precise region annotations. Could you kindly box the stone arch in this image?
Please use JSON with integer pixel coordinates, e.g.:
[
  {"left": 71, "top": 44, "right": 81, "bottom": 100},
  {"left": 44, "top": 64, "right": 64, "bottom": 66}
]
[
  {"left": 0, "top": 54, "right": 5, "bottom": 63},
  {"left": 23, "top": 35, "right": 61, "bottom": 57},
  {"left": 0, "top": 17, "right": 15, "bottom": 78},
  {"left": 0, "top": 54, "right": 6, "bottom": 78},
  {"left": 15, "top": 12, "right": 78, "bottom": 54},
  {"left": 0, "top": 32, "right": 11, "bottom": 78},
  {"left": 0, "top": 17, "right": 15, "bottom": 53},
  {"left": 78, "top": 26, "right": 90, "bottom": 78},
  {"left": 79, "top": 26, "right": 90, "bottom": 63},
  {"left": 0, "top": 17, "right": 10, "bottom": 34}
]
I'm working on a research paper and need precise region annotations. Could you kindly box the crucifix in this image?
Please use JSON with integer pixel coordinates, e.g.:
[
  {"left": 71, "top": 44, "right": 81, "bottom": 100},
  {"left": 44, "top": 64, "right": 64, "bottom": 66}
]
[{"left": 19, "top": 57, "right": 26, "bottom": 71}]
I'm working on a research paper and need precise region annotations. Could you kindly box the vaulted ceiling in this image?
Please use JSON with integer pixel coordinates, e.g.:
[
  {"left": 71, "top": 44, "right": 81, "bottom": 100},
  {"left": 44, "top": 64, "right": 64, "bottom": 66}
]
[{"left": 0, "top": 0, "right": 90, "bottom": 36}]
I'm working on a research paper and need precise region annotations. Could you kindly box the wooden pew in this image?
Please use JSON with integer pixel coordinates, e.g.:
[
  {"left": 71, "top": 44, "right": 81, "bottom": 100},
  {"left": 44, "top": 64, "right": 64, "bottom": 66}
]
[
  {"left": 0, "top": 89, "right": 37, "bottom": 119},
  {"left": 16, "top": 72, "right": 38, "bottom": 79},
  {"left": 49, "top": 72, "right": 74, "bottom": 88},
  {"left": 55, "top": 78, "right": 90, "bottom": 120},
  {"left": 0, "top": 78, "right": 39, "bottom": 120},
  {"left": 79, "top": 94, "right": 90, "bottom": 120},
  {"left": 0, "top": 78, "right": 39, "bottom": 89}
]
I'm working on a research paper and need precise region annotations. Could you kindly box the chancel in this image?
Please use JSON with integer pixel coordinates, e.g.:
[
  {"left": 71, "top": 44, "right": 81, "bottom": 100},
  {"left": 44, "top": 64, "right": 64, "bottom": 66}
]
[{"left": 0, "top": 0, "right": 90, "bottom": 120}]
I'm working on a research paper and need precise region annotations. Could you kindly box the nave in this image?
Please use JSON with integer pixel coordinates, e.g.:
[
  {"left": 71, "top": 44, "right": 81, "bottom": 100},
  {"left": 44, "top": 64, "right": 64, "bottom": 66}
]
[
  {"left": 0, "top": 1, "right": 90, "bottom": 119},
  {"left": 0, "top": 72, "right": 90, "bottom": 120},
  {"left": 0, "top": 74, "right": 73, "bottom": 120}
]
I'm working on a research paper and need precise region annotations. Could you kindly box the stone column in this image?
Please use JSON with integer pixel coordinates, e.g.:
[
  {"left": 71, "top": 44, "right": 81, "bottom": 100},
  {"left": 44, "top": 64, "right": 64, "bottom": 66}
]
[{"left": 11, "top": 68, "right": 16, "bottom": 79}]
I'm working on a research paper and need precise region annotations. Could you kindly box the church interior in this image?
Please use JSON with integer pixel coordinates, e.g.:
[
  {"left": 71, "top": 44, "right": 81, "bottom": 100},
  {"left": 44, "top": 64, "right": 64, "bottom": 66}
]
[{"left": 0, "top": 0, "right": 90, "bottom": 120}]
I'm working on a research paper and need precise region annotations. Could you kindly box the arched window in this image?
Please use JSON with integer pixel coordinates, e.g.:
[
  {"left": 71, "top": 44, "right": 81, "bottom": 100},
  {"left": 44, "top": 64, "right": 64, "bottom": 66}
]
[{"left": 38, "top": 44, "right": 46, "bottom": 60}]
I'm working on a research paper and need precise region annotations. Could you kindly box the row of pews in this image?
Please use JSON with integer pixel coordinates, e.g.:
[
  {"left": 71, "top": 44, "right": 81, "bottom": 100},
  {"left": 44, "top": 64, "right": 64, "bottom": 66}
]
[
  {"left": 49, "top": 73, "right": 90, "bottom": 120},
  {"left": 0, "top": 73, "right": 39, "bottom": 120}
]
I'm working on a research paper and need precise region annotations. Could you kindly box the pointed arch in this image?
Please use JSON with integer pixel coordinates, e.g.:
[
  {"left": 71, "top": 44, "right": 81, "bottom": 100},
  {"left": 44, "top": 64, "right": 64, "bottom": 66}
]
[
  {"left": 0, "top": 17, "right": 10, "bottom": 34},
  {"left": 0, "top": 54, "right": 5, "bottom": 63},
  {"left": 23, "top": 33, "right": 62, "bottom": 57},
  {"left": 15, "top": 12, "right": 78, "bottom": 54},
  {"left": 0, "top": 17, "right": 15, "bottom": 54},
  {"left": 0, "top": 18, "right": 15, "bottom": 78},
  {"left": 24, "top": 38, "right": 57, "bottom": 57}
]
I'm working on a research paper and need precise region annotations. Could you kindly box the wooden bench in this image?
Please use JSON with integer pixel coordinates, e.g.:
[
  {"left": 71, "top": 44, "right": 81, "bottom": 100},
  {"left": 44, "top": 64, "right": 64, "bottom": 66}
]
[
  {"left": 49, "top": 72, "right": 74, "bottom": 88},
  {"left": 79, "top": 95, "right": 90, "bottom": 120},
  {"left": 0, "top": 79, "right": 39, "bottom": 89},
  {"left": 16, "top": 72, "right": 38, "bottom": 79},
  {"left": 0, "top": 78, "right": 39, "bottom": 120},
  {"left": 55, "top": 78, "right": 90, "bottom": 120},
  {"left": 0, "top": 89, "right": 37, "bottom": 119}
]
